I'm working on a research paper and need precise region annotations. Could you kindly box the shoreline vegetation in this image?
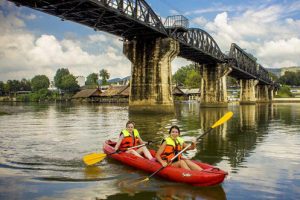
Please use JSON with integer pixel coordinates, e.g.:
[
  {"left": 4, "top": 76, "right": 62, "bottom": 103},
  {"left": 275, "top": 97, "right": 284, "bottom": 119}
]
[{"left": 1, "top": 96, "right": 300, "bottom": 103}]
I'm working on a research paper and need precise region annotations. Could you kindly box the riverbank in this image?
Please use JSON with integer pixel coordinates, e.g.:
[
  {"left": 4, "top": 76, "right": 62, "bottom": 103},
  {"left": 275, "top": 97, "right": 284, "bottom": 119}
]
[{"left": 273, "top": 98, "right": 300, "bottom": 102}]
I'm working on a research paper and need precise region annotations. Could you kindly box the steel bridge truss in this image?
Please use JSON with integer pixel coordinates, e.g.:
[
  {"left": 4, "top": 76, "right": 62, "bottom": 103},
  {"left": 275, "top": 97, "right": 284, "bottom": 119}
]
[
  {"left": 173, "top": 28, "right": 225, "bottom": 64},
  {"left": 228, "top": 43, "right": 272, "bottom": 85},
  {"left": 10, "top": 0, "right": 167, "bottom": 38}
]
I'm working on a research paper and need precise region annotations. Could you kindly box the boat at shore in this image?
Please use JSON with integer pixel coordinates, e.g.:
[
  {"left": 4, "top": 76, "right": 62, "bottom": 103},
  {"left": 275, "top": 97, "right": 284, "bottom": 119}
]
[{"left": 103, "top": 140, "right": 228, "bottom": 186}]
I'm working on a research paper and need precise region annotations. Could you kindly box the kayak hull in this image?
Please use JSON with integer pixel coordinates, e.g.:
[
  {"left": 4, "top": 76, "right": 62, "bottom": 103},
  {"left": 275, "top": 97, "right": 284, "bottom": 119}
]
[{"left": 103, "top": 140, "right": 227, "bottom": 186}]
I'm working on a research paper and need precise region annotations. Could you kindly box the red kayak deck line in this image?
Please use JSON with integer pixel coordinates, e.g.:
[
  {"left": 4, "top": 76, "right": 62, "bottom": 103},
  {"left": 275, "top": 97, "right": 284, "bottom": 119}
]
[{"left": 103, "top": 140, "right": 228, "bottom": 186}]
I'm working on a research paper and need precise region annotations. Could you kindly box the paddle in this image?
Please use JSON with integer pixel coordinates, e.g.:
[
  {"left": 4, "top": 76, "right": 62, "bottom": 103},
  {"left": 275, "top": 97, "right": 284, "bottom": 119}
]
[
  {"left": 136, "top": 111, "right": 234, "bottom": 183},
  {"left": 83, "top": 143, "right": 149, "bottom": 166},
  {"left": 196, "top": 111, "right": 233, "bottom": 141},
  {"left": 137, "top": 143, "right": 192, "bottom": 183}
]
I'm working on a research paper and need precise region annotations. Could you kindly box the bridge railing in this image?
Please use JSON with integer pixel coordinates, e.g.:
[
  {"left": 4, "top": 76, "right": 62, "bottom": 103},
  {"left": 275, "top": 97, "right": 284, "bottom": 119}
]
[
  {"left": 164, "top": 15, "right": 189, "bottom": 31},
  {"left": 98, "top": 0, "right": 167, "bottom": 34},
  {"left": 229, "top": 43, "right": 273, "bottom": 85},
  {"left": 174, "top": 28, "right": 225, "bottom": 62}
]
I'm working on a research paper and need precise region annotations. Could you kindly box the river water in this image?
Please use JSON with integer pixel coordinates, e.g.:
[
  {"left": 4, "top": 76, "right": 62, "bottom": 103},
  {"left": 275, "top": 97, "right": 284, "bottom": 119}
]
[{"left": 0, "top": 102, "right": 299, "bottom": 199}]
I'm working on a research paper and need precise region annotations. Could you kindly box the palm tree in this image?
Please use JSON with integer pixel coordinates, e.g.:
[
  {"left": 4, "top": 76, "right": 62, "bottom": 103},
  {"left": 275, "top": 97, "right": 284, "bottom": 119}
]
[{"left": 99, "top": 69, "right": 110, "bottom": 85}]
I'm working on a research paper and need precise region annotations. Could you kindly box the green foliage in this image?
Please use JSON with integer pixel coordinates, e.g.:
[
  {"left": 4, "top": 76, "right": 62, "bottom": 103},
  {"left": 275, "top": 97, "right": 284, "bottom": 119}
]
[
  {"left": 54, "top": 68, "right": 70, "bottom": 89},
  {"left": 31, "top": 75, "right": 50, "bottom": 92},
  {"left": 185, "top": 70, "right": 201, "bottom": 88},
  {"left": 227, "top": 77, "right": 238, "bottom": 87},
  {"left": 6, "top": 80, "right": 21, "bottom": 92},
  {"left": 278, "top": 71, "right": 300, "bottom": 86},
  {"left": 54, "top": 68, "right": 79, "bottom": 92},
  {"left": 85, "top": 73, "right": 99, "bottom": 86},
  {"left": 60, "top": 74, "right": 80, "bottom": 92},
  {"left": 269, "top": 72, "right": 279, "bottom": 81},
  {"left": 275, "top": 85, "right": 294, "bottom": 98},
  {"left": 16, "top": 89, "right": 55, "bottom": 102},
  {"left": 0, "top": 81, "right": 4, "bottom": 95},
  {"left": 99, "top": 69, "right": 110, "bottom": 85},
  {"left": 173, "top": 64, "right": 201, "bottom": 88}
]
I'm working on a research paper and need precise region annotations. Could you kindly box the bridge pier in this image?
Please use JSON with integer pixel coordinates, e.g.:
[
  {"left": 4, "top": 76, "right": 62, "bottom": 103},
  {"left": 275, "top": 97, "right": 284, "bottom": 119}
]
[
  {"left": 199, "top": 64, "right": 231, "bottom": 107},
  {"left": 123, "top": 37, "right": 179, "bottom": 110},
  {"left": 268, "top": 87, "right": 274, "bottom": 101},
  {"left": 256, "top": 85, "right": 269, "bottom": 103},
  {"left": 239, "top": 79, "right": 258, "bottom": 104}
]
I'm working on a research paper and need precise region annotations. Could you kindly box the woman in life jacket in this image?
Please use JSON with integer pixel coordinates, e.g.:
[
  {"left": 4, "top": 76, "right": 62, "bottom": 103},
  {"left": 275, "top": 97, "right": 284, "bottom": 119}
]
[
  {"left": 114, "top": 121, "right": 153, "bottom": 160},
  {"left": 155, "top": 125, "right": 203, "bottom": 171}
]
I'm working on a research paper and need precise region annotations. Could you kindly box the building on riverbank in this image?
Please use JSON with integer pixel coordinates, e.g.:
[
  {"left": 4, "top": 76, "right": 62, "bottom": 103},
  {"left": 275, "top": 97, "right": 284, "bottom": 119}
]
[
  {"left": 72, "top": 85, "right": 129, "bottom": 103},
  {"left": 72, "top": 88, "right": 102, "bottom": 102},
  {"left": 172, "top": 86, "right": 201, "bottom": 101},
  {"left": 98, "top": 85, "right": 129, "bottom": 103}
]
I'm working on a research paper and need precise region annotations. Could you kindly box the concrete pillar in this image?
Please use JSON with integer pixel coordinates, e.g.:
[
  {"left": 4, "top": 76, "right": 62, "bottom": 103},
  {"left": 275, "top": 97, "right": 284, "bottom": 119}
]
[
  {"left": 256, "top": 85, "right": 269, "bottom": 102},
  {"left": 268, "top": 86, "right": 274, "bottom": 101},
  {"left": 123, "top": 37, "right": 179, "bottom": 109},
  {"left": 239, "top": 79, "right": 258, "bottom": 104},
  {"left": 199, "top": 63, "right": 231, "bottom": 107}
]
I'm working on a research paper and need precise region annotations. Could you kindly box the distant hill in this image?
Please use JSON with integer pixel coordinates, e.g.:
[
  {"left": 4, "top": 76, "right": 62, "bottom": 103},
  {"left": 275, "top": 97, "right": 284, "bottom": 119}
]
[
  {"left": 98, "top": 76, "right": 130, "bottom": 85},
  {"left": 266, "top": 66, "right": 300, "bottom": 77},
  {"left": 267, "top": 68, "right": 281, "bottom": 77}
]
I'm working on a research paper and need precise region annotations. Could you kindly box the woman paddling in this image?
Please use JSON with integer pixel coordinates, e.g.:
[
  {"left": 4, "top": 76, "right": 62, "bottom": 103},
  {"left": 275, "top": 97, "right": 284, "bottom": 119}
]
[
  {"left": 114, "top": 120, "right": 154, "bottom": 160},
  {"left": 155, "top": 125, "right": 203, "bottom": 171}
]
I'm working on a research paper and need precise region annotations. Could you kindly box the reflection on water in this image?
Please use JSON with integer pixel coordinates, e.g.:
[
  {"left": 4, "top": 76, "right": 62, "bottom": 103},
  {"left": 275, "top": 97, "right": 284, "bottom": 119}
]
[{"left": 0, "top": 102, "right": 300, "bottom": 199}]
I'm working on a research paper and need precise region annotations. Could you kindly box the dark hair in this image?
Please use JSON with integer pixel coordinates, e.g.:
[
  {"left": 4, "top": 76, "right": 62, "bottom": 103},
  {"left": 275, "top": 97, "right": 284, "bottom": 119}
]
[
  {"left": 169, "top": 125, "right": 180, "bottom": 135},
  {"left": 126, "top": 120, "right": 135, "bottom": 127}
]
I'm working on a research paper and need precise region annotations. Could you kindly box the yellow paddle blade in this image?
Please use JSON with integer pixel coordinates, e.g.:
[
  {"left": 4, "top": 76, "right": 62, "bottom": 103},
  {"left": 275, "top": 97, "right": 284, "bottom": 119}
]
[
  {"left": 211, "top": 111, "right": 233, "bottom": 129},
  {"left": 83, "top": 153, "right": 107, "bottom": 166}
]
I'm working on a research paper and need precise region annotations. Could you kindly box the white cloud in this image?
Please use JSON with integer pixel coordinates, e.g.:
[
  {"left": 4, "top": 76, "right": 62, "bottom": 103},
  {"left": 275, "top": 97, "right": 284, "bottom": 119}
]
[
  {"left": 0, "top": 4, "right": 131, "bottom": 81},
  {"left": 191, "top": 16, "right": 208, "bottom": 27},
  {"left": 87, "top": 34, "right": 108, "bottom": 43},
  {"left": 200, "top": 3, "right": 300, "bottom": 68},
  {"left": 257, "top": 38, "right": 300, "bottom": 67}
]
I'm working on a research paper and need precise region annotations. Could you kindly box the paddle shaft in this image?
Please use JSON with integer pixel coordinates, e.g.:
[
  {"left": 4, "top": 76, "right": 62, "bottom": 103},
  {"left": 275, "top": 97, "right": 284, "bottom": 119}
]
[
  {"left": 108, "top": 143, "right": 148, "bottom": 156},
  {"left": 196, "top": 127, "right": 212, "bottom": 141},
  {"left": 147, "top": 143, "right": 192, "bottom": 179}
]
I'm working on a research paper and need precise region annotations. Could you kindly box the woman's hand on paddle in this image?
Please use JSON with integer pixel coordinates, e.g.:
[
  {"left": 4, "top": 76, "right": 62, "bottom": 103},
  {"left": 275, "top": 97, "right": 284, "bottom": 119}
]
[
  {"left": 161, "top": 160, "right": 168, "bottom": 167},
  {"left": 192, "top": 138, "right": 197, "bottom": 149}
]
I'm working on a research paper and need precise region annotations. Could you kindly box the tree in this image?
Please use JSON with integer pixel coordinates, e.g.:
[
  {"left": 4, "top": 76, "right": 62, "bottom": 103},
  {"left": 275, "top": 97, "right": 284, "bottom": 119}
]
[
  {"left": 173, "top": 64, "right": 197, "bottom": 85},
  {"left": 0, "top": 81, "right": 4, "bottom": 96},
  {"left": 20, "top": 78, "right": 31, "bottom": 91},
  {"left": 54, "top": 68, "right": 70, "bottom": 89},
  {"left": 99, "top": 69, "right": 110, "bottom": 85},
  {"left": 6, "top": 80, "right": 21, "bottom": 93},
  {"left": 185, "top": 70, "right": 201, "bottom": 88},
  {"left": 60, "top": 74, "right": 80, "bottom": 92},
  {"left": 85, "top": 73, "right": 99, "bottom": 86},
  {"left": 269, "top": 72, "right": 279, "bottom": 82},
  {"left": 276, "top": 85, "right": 293, "bottom": 97},
  {"left": 31, "top": 75, "right": 50, "bottom": 92},
  {"left": 227, "top": 77, "right": 238, "bottom": 87}
]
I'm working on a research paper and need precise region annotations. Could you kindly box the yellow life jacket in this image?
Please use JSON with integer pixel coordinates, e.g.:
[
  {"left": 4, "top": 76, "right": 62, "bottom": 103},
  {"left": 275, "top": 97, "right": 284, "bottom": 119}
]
[
  {"left": 119, "top": 129, "right": 140, "bottom": 151},
  {"left": 161, "top": 136, "right": 184, "bottom": 162}
]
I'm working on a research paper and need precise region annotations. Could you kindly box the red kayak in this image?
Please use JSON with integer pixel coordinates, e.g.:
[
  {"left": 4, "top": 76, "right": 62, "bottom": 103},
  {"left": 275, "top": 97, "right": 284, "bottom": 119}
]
[{"left": 103, "top": 140, "right": 228, "bottom": 186}]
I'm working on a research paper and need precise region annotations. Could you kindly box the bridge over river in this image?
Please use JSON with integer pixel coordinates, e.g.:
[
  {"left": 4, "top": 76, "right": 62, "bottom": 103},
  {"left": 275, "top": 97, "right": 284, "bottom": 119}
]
[{"left": 8, "top": 0, "right": 279, "bottom": 108}]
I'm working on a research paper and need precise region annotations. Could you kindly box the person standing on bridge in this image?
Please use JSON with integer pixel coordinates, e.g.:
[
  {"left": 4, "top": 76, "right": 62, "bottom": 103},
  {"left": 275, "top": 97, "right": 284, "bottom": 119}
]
[
  {"left": 114, "top": 120, "right": 154, "bottom": 160},
  {"left": 155, "top": 125, "right": 203, "bottom": 171}
]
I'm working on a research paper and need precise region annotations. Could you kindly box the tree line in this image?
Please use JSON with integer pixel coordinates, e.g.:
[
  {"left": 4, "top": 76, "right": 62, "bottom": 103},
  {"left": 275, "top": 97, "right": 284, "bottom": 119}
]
[
  {"left": 0, "top": 68, "right": 110, "bottom": 101},
  {"left": 172, "top": 64, "right": 300, "bottom": 97}
]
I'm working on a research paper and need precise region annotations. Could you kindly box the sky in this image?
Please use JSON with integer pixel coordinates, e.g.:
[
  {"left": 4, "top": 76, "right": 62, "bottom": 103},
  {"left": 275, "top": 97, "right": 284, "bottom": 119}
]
[{"left": 0, "top": 0, "right": 300, "bottom": 82}]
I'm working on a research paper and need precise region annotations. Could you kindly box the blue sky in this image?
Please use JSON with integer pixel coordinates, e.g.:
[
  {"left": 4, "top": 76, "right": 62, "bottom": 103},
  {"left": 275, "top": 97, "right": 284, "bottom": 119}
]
[{"left": 0, "top": 0, "right": 299, "bottom": 81}]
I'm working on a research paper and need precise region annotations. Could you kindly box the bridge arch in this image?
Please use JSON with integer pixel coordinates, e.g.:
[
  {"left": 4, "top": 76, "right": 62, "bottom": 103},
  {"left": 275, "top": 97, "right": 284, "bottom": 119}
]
[{"left": 174, "top": 28, "right": 225, "bottom": 63}]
